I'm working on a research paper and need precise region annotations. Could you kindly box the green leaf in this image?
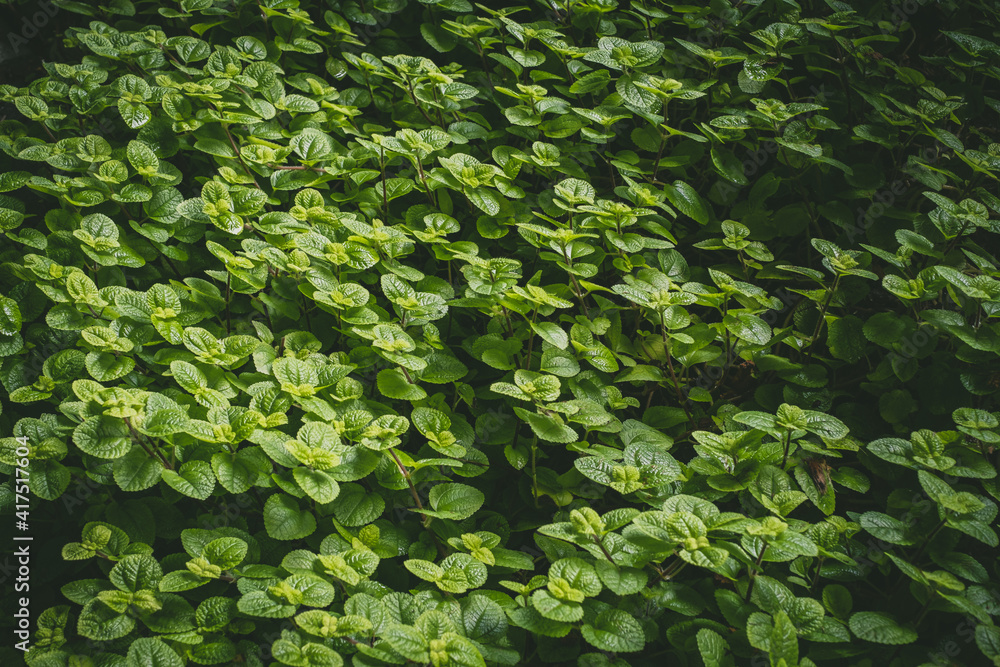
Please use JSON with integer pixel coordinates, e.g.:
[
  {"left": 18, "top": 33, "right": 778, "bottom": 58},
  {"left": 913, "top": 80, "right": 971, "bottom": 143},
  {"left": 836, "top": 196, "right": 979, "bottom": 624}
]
[
  {"left": 697, "top": 628, "right": 729, "bottom": 667},
  {"left": 0, "top": 172, "right": 31, "bottom": 192},
  {"left": 769, "top": 610, "right": 799, "bottom": 665},
  {"left": 863, "top": 312, "right": 908, "bottom": 346},
  {"left": 114, "top": 447, "right": 163, "bottom": 491},
  {"left": 126, "top": 637, "right": 183, "bottom": 666},
  {"left": 424, "top": 483, "right": 485, "bottom": 520},
  {"left": 238, "top": 590, "right": 296, "bottom": 618},
  {"left": 581, "top": 609, "right": 645, "bottom": 653},
  {"left": 664, "top": 180, "right": 710, "bottom": 224},
  {"left": 377, "top": 368, "right": 427, "bottom": 401},
  {"left": 514, "top": 407, "right": 578, "bottom": 443},
  {"left": 278, "top": 94, "right": 320, "bottom": 113},
  {"left": 858, "top": 512, "right": 915, "bottom": 545},
  {"left": 203, "top": 538, "right": 247, "bottom": 570},
  {"left": 28, "top": 460, "right": 71, "bottom": 500},
  {"left": 467, "top": 188, "right": 504, "bottom": 216},
  {"left": 263, "top": 494, "right": 317, "bottom": 540},
  {"left": 827, "top": 315, "right": 866, "bottom": 363},
  {"left": 211, "top": 448, "right": 266, "bottom": 493},
  {"left": 159, "top": 570, "right": 207, "bottom": 593},
  {"left": 110, "top": 554, "right": 162, "bottom": 592},
  {"left": 405, "top": 559, "right": 444, "bottom": 582},
  {"left": 551, "top": 557, "right": 601, "bottom": 596},
  {"left": 822, "top": 585, "right": 853, "bottom": 619},
  {"left": 530, "top": 590, "right": 583, "bottom": 622},
  {"left": 291, "top": 129, "right": 334, "bottom": 161},
  {"left": 127, "top": 140, "right": 159, "bottom": 175},
  {"left": 711, "top": 145, "right": 749, "bottom": 185},
  {"left": 0, "top": 296, "right": 22, "bottom": 336},
  {"left": 506, "top": 606, "right": 572, "bottom": 637},
  {"left": 849, "top": 611, "right": 918, "bottom": 645},
  {"left": 976, "top": 624, "right": 1000, "bottom": 664},
  {"left": 594, "top": 561, "right": 647, "bottom": 595},
  {"left": 421, "top": 22, "right": 459, "bottom": 52},
  {"left": 162, "top": 460, "right": 216, "bottom": 500},
  {"left": 723, "top": 313, "right": 771, "bottom": 345},
  {"left": 440, "top": 634, "right": 487, "bottom": 667},
  {"left": 73, "top": 416, "right": 132, "bottom": 459},
  {"left": 119, "top": 101, "right": 152, "bottom": 129},
  {"left": 78, "top": 599, "right": 135, "bottom": 641},
  {"left": 383, "top": 624, "right": 429, "bottom": 662},
  {"left": 332, "top": 483, "right": 385, "bottom": 526},
  {"left": 531, "top": 321, "right": 569, "bottom": 350},
  {"left": 293, "top": 467, "right": 341, "bottom": 504}
]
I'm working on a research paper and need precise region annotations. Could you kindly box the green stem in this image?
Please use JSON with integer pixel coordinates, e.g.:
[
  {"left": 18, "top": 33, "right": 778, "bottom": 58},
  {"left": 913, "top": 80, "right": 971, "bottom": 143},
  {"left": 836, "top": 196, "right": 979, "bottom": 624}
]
[
  {"left": 660, "top": 557, "right": 686, "bottom": 580},
  {"left": 810, "top": 557, "right": 825, "bottom": 591},
  {"left": 911, "top": 519, "right": 947, "bottom": 563},
  {"left": 804, "top": 274, "right": 840, "bottom": 361},
  {"left": 745, "top": 544, "right": 768, "bottom": 602},
  {"left": 913, "top": 598, "right": 933, "bottom": 629},
  {"left": 123, "top": 417, "right": 173, "bottom": 470},
  {"left": 721, "top": 298, "right": 731, "bottom": 383},
  {"left": 222, "top": 123, "right": 261, "bottom": 189},
  {"left": 567, "top": 271, "right": 590, "bottom": 318},
  {"left": 661, "top": 311, "right": 693, "bottom": 424},
  {"left": 592, "top": 534, "right": 615, "bottom": 564},
  {"left": 389, "top": 449, "right": 424, "bottom": 513},
  {"left": 379, "top": 146, "right": 388, "bottom": 215},
  {"left": 941, "top": 220, "right": 971, "bottom": 258},
  {"left": 523, "top": 306, "right": 539, "bottom": 370},
  {"left": 530, "top": 435, "right": 539, "bottom": 508},
  {"left": 405, "top": 79, "right": 437, "bottom": 126},
  {"left": 268, "top": 164, "right": 327, "bottom": 172}
]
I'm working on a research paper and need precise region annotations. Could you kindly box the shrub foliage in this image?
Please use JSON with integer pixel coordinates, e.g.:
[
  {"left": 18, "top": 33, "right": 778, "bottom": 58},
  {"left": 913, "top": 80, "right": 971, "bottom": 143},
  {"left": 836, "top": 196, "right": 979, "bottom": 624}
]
[{"left": 2, "top": 0, "right": 1000, "bottom": 665}]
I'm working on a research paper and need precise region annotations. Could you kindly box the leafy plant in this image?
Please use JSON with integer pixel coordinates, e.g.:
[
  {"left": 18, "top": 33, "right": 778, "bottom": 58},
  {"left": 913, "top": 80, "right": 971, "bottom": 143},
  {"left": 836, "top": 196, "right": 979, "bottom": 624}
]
[{"left": 2, "top": 0, "right": 1000, "bottom": 666}]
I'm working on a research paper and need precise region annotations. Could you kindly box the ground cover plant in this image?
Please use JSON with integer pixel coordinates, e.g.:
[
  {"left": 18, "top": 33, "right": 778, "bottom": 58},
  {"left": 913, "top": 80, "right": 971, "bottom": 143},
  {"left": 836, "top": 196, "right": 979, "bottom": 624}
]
[{"left": 2, "top": 0, "right": 1000, "bottom": 664}]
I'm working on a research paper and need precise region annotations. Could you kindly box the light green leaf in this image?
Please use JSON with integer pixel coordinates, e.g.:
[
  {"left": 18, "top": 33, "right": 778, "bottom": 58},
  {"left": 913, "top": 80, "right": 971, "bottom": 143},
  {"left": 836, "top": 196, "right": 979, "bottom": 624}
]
[
  {"left": 580, "top": 609, "right": 645, "bottom": 653},
  {"left": 126, "top": 638, "right": 182, "bottom": 667},
  {"left": 162, "top": 460, "right": 216, "bottom": 500},
  {"left": 424, "top": 483, "right": 485, "bottom": 521},
  {"left": 263, "top": 494, "right": 316, "bottom": 540},
  {"left": 293, "top": 467, "right": 340, "bottom": 504}
]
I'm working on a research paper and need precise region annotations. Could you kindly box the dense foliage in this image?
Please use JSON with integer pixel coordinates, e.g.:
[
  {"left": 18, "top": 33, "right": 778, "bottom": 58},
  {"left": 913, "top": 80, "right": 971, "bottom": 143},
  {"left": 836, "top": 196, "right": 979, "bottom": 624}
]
[{"left": 2, "top": 0, "right": 1000, "bottom": 665}]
